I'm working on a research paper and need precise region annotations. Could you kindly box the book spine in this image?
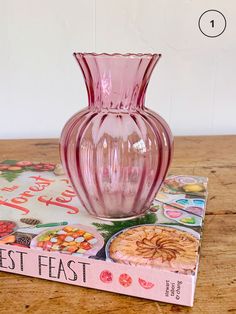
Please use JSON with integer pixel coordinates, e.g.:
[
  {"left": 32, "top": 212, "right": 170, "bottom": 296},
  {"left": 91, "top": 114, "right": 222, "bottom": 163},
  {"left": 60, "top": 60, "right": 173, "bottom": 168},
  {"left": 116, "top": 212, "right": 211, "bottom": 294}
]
[{"left": 0, "top": 244, "right": 194, "bottom": 306}]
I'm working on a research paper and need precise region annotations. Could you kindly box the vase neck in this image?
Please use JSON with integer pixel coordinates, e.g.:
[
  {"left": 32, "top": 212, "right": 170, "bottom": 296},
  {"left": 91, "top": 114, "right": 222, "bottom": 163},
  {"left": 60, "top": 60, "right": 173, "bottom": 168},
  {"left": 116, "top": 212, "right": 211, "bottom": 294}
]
[{"left": 74, "top": 53, "right": 161, "bottom": 111}]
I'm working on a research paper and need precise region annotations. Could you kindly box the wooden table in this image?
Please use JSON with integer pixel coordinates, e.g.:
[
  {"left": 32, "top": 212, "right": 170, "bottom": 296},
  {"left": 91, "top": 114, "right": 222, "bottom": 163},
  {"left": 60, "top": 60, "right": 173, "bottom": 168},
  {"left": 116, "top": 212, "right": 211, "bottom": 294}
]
[{"left": 0, "top": 136, "right": 235, "bottom": 314}]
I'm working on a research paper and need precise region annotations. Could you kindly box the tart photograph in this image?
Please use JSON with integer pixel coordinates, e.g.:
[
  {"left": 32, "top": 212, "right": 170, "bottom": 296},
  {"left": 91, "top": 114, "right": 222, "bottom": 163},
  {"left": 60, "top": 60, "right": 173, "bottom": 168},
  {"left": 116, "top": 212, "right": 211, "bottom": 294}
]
[{"left": 106, "top": 224, "right": 199, "bottom": 274}]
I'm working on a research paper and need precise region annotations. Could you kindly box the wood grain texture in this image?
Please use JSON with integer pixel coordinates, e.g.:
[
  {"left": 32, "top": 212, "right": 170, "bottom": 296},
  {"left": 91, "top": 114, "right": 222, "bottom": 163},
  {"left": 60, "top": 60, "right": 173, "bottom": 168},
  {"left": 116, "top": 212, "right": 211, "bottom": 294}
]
[{"left": 0, "top": 135, "right": 235, "bottom": 314}]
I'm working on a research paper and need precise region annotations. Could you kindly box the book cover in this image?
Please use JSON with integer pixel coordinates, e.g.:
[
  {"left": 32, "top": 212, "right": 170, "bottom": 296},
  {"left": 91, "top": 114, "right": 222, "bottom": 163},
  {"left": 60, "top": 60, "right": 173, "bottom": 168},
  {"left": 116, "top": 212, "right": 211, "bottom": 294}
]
[{"left": 0, "top": 160, "right": 208, "bottom": 306}]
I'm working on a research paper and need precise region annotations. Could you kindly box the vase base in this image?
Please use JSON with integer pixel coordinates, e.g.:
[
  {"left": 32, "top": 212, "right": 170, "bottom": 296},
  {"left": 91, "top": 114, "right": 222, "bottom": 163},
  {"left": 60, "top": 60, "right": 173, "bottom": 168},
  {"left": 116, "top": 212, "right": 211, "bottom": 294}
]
[{"left": 92, "top": 211, "right": 148, "bottom": 221}]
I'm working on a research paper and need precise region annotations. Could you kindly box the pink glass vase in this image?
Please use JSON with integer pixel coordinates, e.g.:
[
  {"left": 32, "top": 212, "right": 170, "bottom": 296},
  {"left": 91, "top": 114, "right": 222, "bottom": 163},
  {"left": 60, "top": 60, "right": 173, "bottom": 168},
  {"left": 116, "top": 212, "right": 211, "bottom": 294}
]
[{"left": 60, "top": 53, "right": 173, "bottom": 220}]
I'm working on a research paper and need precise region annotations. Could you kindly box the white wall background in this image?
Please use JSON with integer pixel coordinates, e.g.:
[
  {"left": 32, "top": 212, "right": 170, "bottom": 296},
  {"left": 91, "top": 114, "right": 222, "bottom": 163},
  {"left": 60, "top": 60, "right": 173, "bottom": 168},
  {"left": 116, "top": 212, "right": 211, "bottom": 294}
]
[{"left": 0, "top": 0, "right": 235, "bottom": 139}]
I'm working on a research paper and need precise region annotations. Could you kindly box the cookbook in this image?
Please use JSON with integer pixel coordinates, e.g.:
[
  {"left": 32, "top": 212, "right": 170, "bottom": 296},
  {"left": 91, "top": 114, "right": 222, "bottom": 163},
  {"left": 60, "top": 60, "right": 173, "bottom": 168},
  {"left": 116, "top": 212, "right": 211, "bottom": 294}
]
[{"left": 0, "top": 160, "right": 208, "bottom": 306}]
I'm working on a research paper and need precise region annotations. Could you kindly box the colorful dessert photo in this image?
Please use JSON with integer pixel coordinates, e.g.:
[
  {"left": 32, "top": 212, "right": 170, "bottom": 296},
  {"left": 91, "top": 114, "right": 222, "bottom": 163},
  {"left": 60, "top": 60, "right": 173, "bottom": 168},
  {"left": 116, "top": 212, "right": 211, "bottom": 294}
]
[{"left": 106, "top": 224, "right": 199, "bottom": 274}]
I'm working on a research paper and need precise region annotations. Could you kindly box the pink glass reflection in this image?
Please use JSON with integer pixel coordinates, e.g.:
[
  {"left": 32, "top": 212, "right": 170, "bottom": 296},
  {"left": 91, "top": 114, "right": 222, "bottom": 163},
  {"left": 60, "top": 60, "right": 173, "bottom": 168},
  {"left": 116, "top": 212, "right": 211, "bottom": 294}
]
[{"left": 60, "top": 53, "right": 173, "bottom": 220}]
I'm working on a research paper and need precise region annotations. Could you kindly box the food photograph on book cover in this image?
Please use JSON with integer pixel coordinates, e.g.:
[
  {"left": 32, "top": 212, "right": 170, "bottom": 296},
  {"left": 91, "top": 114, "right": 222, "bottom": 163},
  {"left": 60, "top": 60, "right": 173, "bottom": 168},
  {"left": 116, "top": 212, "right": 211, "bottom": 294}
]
[{"left": 0, "top": 160, "right": 207, "bottom": 280}]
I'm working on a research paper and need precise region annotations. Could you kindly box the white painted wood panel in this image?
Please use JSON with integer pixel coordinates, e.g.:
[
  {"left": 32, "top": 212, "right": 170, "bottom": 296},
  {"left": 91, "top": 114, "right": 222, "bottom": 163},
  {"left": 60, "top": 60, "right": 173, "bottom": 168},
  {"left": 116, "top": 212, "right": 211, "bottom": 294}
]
[{"left": 0, "top": 0, "right": 235, "bottom": 138}]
